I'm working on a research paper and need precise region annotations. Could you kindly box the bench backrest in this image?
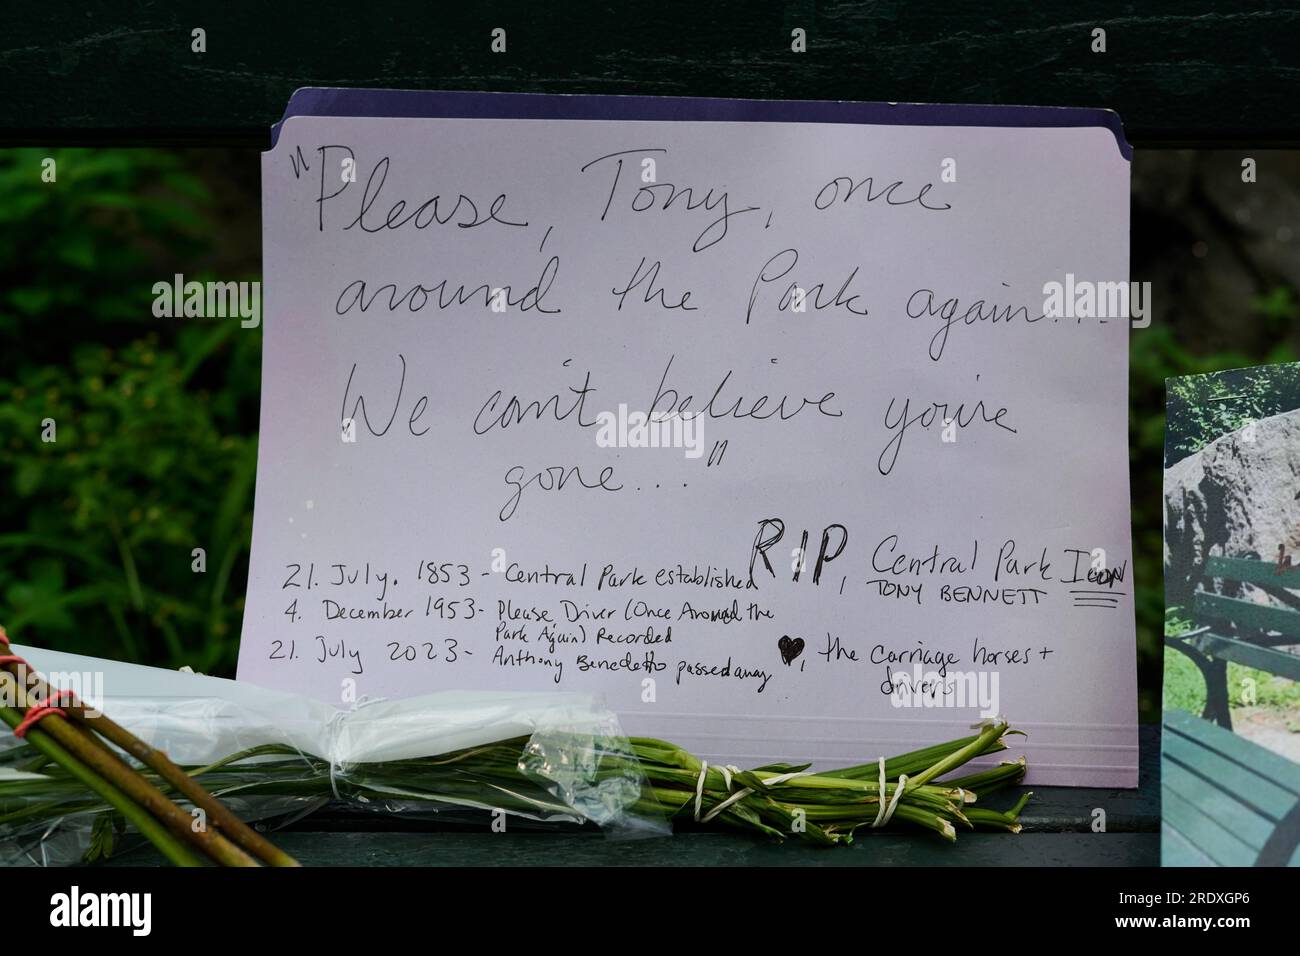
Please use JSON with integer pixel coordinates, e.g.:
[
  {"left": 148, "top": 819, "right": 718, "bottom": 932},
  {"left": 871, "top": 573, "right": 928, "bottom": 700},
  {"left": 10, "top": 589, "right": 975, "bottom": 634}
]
[
  {"left": 1207, "top": 555, "right": 1300, "bottom": 587},
  {"left": 1200, "top": 556, "right": 1300, "bottom": 641}
]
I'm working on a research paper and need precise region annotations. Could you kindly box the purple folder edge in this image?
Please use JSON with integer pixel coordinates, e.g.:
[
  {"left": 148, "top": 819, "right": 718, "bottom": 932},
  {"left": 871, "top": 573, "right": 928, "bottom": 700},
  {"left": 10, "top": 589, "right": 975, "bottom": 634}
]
[{"left": 270, "top": 87, "right": 1131, "bottom": 161}]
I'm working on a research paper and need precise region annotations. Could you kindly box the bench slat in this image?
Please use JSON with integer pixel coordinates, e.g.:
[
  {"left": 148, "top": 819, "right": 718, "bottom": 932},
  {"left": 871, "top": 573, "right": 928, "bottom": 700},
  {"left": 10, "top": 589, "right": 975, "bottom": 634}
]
[
  {"left": 1163, "top": 734, "right": 1297, "bottom": 828},
  {"left": 1165, "top": 709, "right": 1300, "bottom": 794},
  {"left": 1194, "top": 591, "right": 1300, "bottom": 640},
  {"left": 1161, "top": 823, "right": 1218, "bottom": 867},
  {"left": 1201, "top": 554, "right": 1300, "bottom": 590},
  {"left": 1207, "top": 555, "right": 1300, "bottom": 590},
  {"left": 1160, "top": 786, "right": 1259, "bottom": 866},
  {"left": 1180, "top": 630, "right": 1300, "bottom": 681},
  {"left": 1159, "top": 762, "right": 1275, "bottom": 849}
]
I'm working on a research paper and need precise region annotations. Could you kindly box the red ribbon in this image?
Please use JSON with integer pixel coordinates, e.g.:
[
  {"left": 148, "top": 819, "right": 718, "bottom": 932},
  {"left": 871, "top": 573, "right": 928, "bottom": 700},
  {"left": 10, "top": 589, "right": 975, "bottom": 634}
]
[
  {"left": 0, "top": 625, "right": 76, "bottom": 737},
  {"left": 13, "top": 702, "right": 66, "bottom": 738}
]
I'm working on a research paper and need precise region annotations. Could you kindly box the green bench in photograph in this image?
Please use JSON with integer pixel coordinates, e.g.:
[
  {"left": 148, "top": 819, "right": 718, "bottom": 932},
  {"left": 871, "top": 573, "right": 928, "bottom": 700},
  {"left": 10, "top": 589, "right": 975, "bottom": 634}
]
[
  {"left": 1163, "top": 555, "right": 1300, "bottom": 865},
  {"left": 1162, "top": 709, "right": 1300, "bottom": 865},
  {"left": 1169, "top": 556, "right": 1300, "bottom": 728}
]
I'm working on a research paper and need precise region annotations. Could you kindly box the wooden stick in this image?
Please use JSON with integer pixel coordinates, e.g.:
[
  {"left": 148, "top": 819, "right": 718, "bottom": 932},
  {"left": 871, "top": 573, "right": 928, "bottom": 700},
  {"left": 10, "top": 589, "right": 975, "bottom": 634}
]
[
  {"left": 16, "top": 664, "right": 299, "bottom": 866},
  {"left": 0, "top": 663, "right": 260, "bottom": 866},
  {"left": 0, "top": 674, "right": 206, "bottom": 866}
]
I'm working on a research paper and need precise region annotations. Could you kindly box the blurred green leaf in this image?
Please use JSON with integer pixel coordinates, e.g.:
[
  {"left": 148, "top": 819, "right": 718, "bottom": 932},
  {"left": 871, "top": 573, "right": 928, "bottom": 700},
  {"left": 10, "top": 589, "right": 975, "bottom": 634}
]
[{"left": 0, "top": 146, "right": 260, "bottom": 673}]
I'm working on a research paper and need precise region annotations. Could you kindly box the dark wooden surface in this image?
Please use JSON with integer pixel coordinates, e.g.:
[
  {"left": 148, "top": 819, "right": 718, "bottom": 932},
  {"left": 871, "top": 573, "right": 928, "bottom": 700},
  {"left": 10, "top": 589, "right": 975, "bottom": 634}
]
[
  {"left": 137, "top": 831, "right": 1154, "bottom": 867},
  {"left": 2, "top": 2, "right": 1298, "bottom": 145},
  {"left": 106, "top": 725, "right": 1159, "bottom": 866}
]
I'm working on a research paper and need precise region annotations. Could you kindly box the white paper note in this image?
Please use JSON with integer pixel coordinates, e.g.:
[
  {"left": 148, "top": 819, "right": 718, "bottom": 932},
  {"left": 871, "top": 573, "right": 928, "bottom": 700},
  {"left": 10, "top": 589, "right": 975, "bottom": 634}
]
[{"left": 240, "top": 93, "right": 1138, "bottom": 786}]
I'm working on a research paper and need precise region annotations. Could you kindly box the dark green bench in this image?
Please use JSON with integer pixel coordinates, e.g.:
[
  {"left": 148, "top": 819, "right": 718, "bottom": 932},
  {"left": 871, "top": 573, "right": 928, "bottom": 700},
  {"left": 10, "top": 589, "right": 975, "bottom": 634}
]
[
  {"left": 1162, "top": 709, "right": 1300, "bottom": 866},
  {"left": 1167, "top": 556, "right": 1300, "bottom": 729}
]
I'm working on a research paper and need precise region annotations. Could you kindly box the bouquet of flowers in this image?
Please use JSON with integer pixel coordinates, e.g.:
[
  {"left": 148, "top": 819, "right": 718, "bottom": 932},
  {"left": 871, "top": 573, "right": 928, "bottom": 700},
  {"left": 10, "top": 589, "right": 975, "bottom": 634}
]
[{"left": 1, "top": 636, "right": 1031, "bottom": 865}]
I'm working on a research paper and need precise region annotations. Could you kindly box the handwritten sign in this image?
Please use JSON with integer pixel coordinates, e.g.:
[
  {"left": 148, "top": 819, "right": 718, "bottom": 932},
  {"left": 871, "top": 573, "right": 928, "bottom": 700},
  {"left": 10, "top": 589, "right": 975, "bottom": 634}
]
[{"left": 239, "top": 92, "right": 1137, "bottom": 786}]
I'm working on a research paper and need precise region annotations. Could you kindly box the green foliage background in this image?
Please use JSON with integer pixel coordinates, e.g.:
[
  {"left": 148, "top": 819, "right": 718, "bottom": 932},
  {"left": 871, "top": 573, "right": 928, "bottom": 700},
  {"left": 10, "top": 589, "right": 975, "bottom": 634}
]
[
  {"left": 1164, "top": 352, "right": 1300, "bottom": 467},
  {"left": 0, "top": 148, "right": 261, "bottom": 673},
  {"left": 0, "top": 147, "right": 1293, "bottom": 723}
]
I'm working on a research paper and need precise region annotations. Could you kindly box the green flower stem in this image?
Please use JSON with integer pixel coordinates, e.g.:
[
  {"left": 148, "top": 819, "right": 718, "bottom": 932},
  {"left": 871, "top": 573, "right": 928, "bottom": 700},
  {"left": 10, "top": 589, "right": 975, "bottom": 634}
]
[
  {"left": 2, "top": 714, "right": 1032, "bottom": 851},
  {"left": 906, "top": 721, "right": 1008, "bottom": 790},
  {"left": 11, "top": 650, "right": 298, "bottom": 867},
  {"left": 941, "top": 759, "right": 1028, "bottom": 794},
  {"left": 0, "top": 703, "right": 205, "bottom": 867},
  {"left": 67, "top": 702, "right": 298, "bottom": 866},
  {"left": 0, "top": 670, "right": 259, "bottom": 866}
]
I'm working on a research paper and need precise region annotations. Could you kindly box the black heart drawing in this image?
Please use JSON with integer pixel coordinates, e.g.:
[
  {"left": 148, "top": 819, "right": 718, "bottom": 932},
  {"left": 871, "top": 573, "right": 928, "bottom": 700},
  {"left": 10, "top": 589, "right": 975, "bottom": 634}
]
[{"left": 778, "top": 635, "right": 805, "bottom": 666}]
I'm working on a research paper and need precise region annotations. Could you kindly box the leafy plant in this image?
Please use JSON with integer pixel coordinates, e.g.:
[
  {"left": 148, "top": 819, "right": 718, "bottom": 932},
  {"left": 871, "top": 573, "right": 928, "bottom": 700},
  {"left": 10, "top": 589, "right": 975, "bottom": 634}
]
[
  {"left": 0, "top": 148, "right": 261, "bottom": 672},
  {"left": 1165, "top": 361, "right": 1300, "bottom": 465}
]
